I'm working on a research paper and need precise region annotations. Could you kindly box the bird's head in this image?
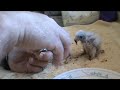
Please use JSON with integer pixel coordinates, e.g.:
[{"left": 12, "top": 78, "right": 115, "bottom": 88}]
[{"left": 74, "top": 30, "right": 86, "bottom": 45}]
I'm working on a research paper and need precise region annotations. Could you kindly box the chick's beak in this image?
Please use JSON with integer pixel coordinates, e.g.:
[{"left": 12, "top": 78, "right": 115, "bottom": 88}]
[{"left": 74, "top": 39, "right": 77, "bottom": 45}]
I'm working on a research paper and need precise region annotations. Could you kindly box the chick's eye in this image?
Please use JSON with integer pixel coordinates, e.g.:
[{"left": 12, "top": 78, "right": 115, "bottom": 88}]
[{"left": 79, "top": 36, "right": 83, "bottom": 39}]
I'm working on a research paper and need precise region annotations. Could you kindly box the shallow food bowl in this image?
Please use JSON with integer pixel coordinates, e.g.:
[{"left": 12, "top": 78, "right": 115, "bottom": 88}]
[{"left": 53, "top": 68, "right": 120, "bottom": 79}]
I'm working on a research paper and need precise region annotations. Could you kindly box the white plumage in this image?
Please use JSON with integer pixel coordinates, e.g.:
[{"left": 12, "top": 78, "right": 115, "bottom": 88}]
[{"left": 74, "top": 30, "right": 103, "bottom": 60}]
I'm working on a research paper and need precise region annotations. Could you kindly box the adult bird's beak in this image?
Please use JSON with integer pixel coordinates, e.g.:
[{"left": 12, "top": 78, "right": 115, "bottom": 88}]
[{"left": 74, "top": 39, "right": 77, "bottom": 45}]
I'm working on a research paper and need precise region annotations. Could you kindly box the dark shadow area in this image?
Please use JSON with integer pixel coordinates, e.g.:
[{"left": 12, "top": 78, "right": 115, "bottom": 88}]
[{"left": 99, "top": 11, "right": 118, "bottom": 22}]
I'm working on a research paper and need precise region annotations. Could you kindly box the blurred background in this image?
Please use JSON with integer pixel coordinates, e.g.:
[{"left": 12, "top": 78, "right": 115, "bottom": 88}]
[{"left": 35, "top": 11, "right": 120, "bottom": 27}]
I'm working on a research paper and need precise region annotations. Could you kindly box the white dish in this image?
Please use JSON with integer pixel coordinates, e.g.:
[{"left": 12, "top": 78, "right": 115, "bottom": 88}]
[{"left": 53, "top": 68, "right": 120, "bottom": 79}]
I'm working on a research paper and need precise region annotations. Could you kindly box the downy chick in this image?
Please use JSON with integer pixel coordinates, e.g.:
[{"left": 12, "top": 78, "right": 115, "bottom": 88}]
[{"left": 74, "top": 30, "right": 104, "bottom": 60}]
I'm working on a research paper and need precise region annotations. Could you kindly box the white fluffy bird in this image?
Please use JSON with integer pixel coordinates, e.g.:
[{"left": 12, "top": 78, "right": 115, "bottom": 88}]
[{"left": 74, "top": 30, "right": 104, "bottom": 60}]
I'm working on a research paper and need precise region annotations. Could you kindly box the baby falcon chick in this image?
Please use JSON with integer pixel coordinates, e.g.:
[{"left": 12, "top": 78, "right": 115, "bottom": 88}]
[{"left": 74, "top": 30, "right": 104, "bottom": 60}]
